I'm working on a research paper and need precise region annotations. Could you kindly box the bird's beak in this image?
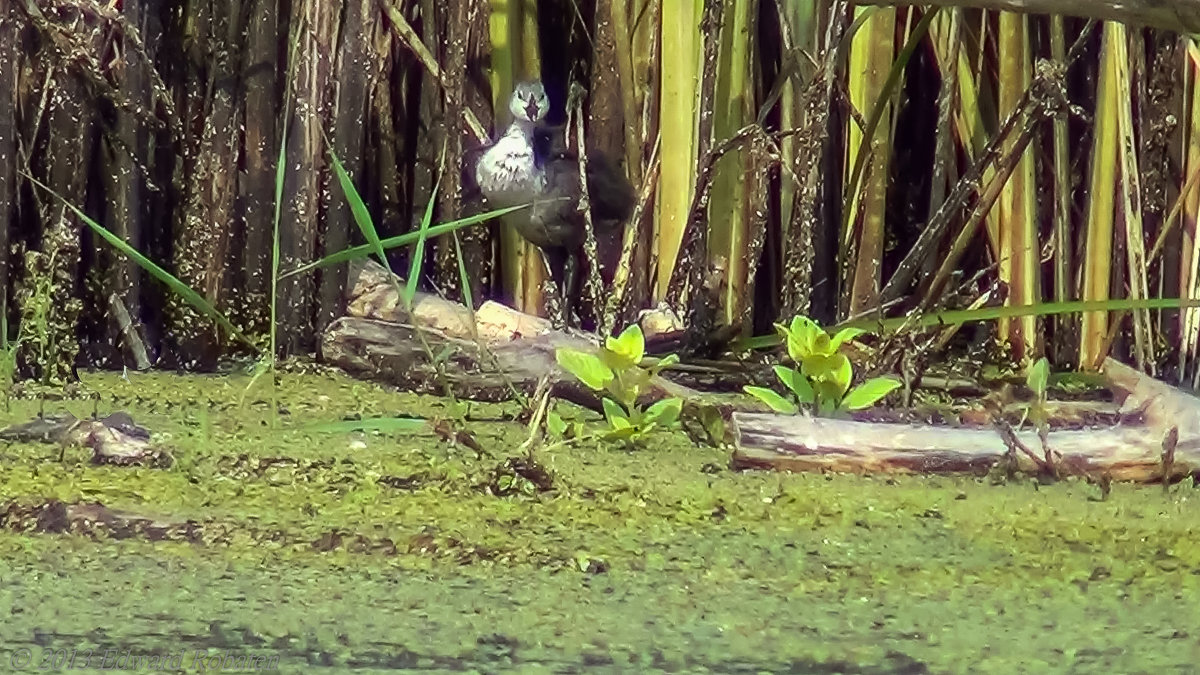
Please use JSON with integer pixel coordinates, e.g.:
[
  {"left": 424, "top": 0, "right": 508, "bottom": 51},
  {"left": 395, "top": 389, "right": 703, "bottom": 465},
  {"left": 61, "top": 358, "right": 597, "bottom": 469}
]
[{"left": 525, "top": 100, "right": 539, "bottom": 121}]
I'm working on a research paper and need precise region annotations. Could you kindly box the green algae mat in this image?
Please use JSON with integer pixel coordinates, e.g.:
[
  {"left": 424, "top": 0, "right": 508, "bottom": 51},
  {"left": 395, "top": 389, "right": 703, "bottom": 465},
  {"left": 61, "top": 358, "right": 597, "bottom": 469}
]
[{"left": 1, "top": 370, "right": 1198, "bottom": 674}]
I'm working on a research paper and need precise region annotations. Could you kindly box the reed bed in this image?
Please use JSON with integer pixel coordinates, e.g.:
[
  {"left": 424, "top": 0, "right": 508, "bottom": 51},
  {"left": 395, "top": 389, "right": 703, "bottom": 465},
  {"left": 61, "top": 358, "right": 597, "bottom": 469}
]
[{"left": 2, "top": 0, "right": 1199, "bottom": 384}]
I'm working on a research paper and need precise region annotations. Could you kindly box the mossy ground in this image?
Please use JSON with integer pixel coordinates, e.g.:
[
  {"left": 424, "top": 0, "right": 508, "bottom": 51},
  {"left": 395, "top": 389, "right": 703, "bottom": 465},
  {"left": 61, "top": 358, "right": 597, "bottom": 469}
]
[{"left": 1, "top": 369, "right": 1198, "bottom": 673}]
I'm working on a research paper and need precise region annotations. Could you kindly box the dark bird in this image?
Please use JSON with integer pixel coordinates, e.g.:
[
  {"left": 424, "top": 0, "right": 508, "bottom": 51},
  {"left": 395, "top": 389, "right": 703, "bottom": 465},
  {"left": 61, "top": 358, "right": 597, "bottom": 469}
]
[{"left": 474, "top": 80, "right": 636, "bottom": 323}]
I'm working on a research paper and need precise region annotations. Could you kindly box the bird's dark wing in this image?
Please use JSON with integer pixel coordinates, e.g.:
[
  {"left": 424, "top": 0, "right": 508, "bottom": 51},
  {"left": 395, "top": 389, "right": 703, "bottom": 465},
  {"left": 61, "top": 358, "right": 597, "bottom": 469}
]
[
  {"left": 583, "top": 151, "right": 636, "bottom": 224},
  {"left": 533, "top": 126, "right": 636, "bottom": 226}
]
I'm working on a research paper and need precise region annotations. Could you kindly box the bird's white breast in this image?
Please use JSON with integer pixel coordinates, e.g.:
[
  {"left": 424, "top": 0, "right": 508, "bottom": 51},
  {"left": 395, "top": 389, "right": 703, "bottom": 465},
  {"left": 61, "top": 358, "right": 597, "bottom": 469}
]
[{"left": 475, "top": 128, "right": 547, "bottom": 207}]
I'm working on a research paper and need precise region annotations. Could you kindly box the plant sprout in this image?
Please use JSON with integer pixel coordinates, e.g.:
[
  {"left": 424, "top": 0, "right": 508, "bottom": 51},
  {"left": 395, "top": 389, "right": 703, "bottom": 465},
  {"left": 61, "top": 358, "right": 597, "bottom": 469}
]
[{"left": 744, "top": 315, "right": 901, "bottom": 415}]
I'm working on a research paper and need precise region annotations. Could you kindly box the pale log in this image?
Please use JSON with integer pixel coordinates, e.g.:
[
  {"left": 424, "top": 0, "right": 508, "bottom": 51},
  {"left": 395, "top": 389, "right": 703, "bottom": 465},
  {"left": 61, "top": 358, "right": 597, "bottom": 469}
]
[
  {"left": 320, "top": 260, "right": 697, "bottom": 409},
  {"left": 731, "top": 357, "right": 1200, "bottom": 483}
]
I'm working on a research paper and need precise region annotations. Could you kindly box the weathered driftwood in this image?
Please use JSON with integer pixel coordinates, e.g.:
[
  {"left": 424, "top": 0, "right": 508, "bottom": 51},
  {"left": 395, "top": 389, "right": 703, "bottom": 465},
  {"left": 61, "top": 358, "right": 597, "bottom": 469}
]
[
  {"left": 0, "top": 411, "right": 170, "bottom": 467},
  {"left": 732, "top": 358, "right": 1199, "bottom": 483},
  {"left": 320, "top": 260, "right": 697, "bottom": 410}
]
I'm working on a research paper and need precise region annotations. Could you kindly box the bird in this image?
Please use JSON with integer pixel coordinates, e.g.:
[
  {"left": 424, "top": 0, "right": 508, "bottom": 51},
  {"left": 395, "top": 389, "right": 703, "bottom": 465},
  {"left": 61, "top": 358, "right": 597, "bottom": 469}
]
[{"left": 473, "top": 80, "right": 636, "bottom": 325}]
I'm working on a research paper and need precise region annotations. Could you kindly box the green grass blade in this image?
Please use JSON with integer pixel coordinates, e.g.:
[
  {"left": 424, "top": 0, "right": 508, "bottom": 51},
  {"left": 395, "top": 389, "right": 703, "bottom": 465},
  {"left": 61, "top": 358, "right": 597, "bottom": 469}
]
[
  {"left": 328, "top": 147, "right": 387, "bottom": 269},
  {"left": 452, "top": 231, "right": 475, "bottom": 311},
  {"left": 405, "top": 176, "right": 442, "bottom": 306},
  {"left": 269, "top": 80, "right": 289, "bottom": 361},
  {"left": 279, "top": 205, "right": 529, "bottom": 280},
  {"left": 25, "top": 174, "right": 252, "bottom": 347}
]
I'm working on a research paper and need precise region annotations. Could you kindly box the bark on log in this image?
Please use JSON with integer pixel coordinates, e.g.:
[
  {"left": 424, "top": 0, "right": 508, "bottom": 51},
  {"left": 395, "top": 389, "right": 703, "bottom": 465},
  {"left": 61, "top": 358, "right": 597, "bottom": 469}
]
[
  {"left": 731, "top": 357, "right": 1199, "bottom": 483},
  {"left": 319, "top": 260, "right": 697, "bottom": 409},
  {"left": 859, "top": 0, "right": 1200, "bottom": 34}
]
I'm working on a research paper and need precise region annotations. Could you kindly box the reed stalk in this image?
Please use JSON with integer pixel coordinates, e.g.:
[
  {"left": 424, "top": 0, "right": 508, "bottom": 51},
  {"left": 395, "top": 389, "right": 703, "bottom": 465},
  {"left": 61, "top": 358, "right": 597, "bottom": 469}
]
[
  {"left": 995, "top": 12, "right": 1039, "bottom": 359},
  {"left": 844, "top": 6, "right": 895, "bottom": 316},
  {"left": 1113, "top": 27, "right": 1153, "bottom": 372},
  {"left": 710, "top": 0, "right": 755, "bottom": 324},
  {"left": 1081, "top": 22, "right": 1122, "bottom": 367},
  {"left": 1180, "top": 42, "right": 1200, "bottom": 381},
  {"left": 653, "top": 0, "right": 702, "bottom": 300},
  {"left": 1047, "top": 15, "right": 1076, "bottom": 365}
]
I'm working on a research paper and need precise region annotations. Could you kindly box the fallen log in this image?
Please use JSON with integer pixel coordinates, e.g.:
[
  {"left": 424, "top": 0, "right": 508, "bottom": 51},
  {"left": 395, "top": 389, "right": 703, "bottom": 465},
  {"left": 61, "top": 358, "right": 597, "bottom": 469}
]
[
  {"left": 320, "top": 260, "right": 698, "bottom": 410},
  {"left": 731, "top": 357, "right": 1199, "bottom": 483}
]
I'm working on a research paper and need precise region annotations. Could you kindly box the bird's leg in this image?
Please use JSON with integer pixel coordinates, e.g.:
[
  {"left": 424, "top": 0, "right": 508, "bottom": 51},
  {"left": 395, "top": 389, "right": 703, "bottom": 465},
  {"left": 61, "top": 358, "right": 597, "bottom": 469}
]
[
  {"left": 562, "top": 249, "right": 579, "bottom": 328},
  {"left": 538, "top": 249, "right": 569, "bottom": 329}
]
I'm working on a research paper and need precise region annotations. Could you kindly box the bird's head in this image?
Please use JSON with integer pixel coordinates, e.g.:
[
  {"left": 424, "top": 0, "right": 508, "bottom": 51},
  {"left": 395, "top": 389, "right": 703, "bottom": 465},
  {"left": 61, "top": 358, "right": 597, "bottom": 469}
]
[{"left": 509, "top": 81, "right": 550, "bottom": 124}]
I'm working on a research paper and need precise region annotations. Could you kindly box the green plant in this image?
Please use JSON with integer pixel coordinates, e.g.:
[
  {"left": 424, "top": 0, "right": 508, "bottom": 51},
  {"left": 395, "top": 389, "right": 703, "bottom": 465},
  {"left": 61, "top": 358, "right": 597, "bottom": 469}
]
[
  {"left": 5, "top": 238, "right": 87, "bottom": 387},
  {"left": 21, "top": 15, "right": 514, "bottom": 413},
  {"left": 553, "top": 324, "right": 683, "bottom": 442},
  {"left": 322, "top": 139, "right": 538, "bottom": 429},
  {"left": 744, "top": 315, "right": 900, "bottom": 415},
  {"left": 28, "top": 164, "right": 511, "bottom": 416},
  {"left": 1024, "top": 355, "right": 1050, "bottom": 433}
]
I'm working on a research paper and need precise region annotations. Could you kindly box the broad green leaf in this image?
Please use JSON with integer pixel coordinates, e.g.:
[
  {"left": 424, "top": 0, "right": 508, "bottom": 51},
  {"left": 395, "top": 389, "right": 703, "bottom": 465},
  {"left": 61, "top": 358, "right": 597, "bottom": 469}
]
[
  {"left": 779, "top": 317, "right": 821, "bottom": 361},
  {"left": 776, "top": 321, "right": 806, "bottom": 362},
  {"left": 810, "top": 330, "right": 833, "bottom": 357},
  {"left": 546, "top": 411, "right": 568, "bottom": 437},
  {"left": 830, "top": 326, "right": 867, "bottom": 351},
  {"left": 1026, "top": 357, "right": 1050, "bottom": 398},
  {"left": 789, "top": 315, "right": 821, "bottom": 337},
  {"left": 773, "top": 365, "right": 815, "bottom": 404},
  {"left": 840, "top": 377, "right": 902, "bottom": 410},
  {"left": 621, "top": 367, "right": 651, "bottom": 393},
  {"left": 556, "top": 349, "right": 613, "bottom": 390},
  {"left": 603, "top": 425, "right": 640, "bottom": 440},
  {"left": 603, "top": 368, "right": 649, "bottom": 412},
  {"left": 794, "top": 317, "right": 823, "bottom": 350},
  {"left": 643, "top": 397, "right": 683, "bottom": 428},
  {"left": 814, "top": 379, "right": 844, "bottom": 410},
  {"left": 605, "top": 324, "right": 646, "bottom": 366},
  {"left": 744, "top": 385, "right": 798, "bottom": 414},
  {"left": 801, "top": 353, "right": 837, "bottom": 381},
  {"left": 785, "top": 332, "right": 808, "bottom": 363},
  {"left": 603, "top": 398, "right": 630, "bottom": 429},
  {"left": 649, "top": 352, "right": 681, "bottom": 375},
  {"left": 830, "top": 353, "right": 852, "bottom": 396}
]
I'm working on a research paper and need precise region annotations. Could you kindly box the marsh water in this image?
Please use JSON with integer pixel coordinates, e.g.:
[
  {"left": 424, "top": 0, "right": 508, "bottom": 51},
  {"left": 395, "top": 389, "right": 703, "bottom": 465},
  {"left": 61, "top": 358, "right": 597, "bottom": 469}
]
[{"left": 1, "top": 370, "right": 1197, "bottom": 673}]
